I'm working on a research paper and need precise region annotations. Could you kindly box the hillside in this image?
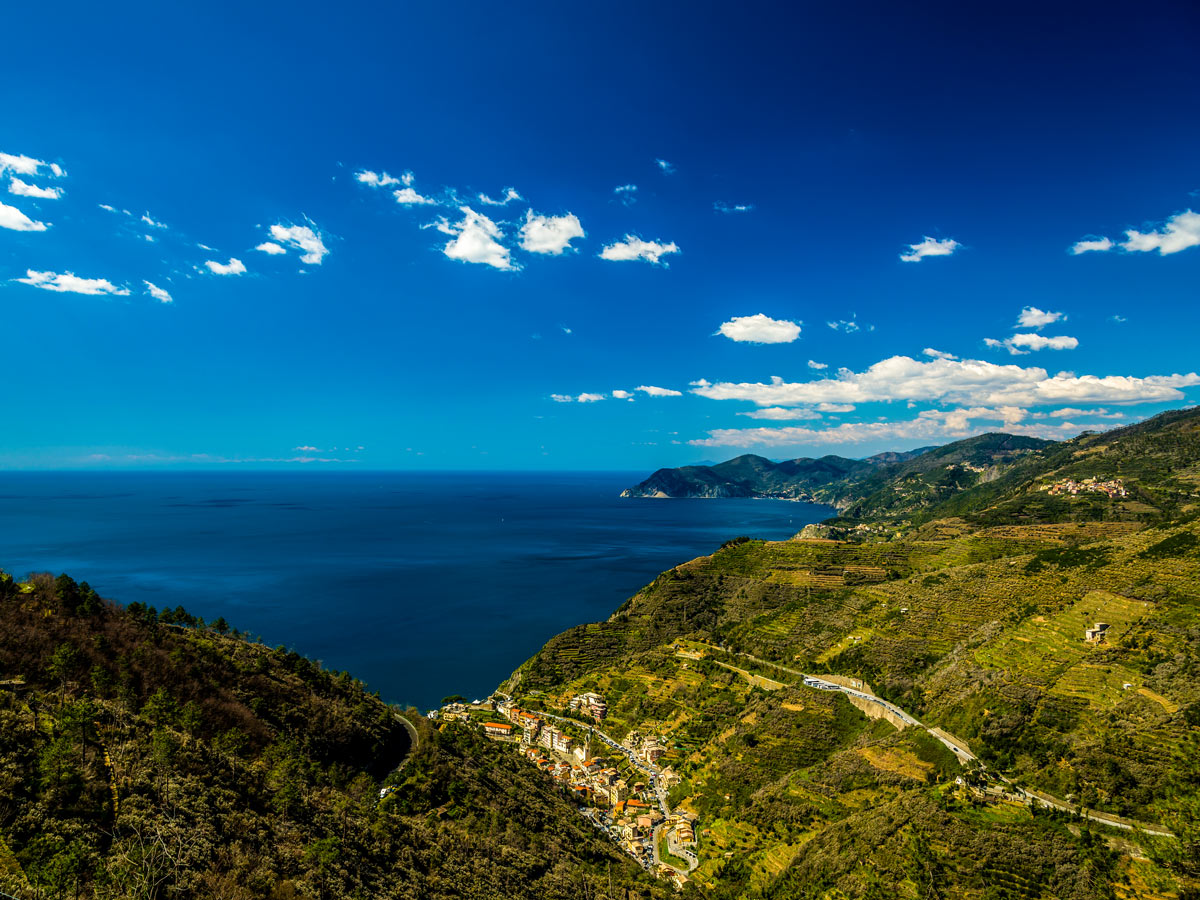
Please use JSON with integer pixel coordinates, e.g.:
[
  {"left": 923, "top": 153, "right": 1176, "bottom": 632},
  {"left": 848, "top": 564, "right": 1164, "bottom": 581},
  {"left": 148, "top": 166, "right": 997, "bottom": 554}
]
[
  {"left": 620, "top": 448, "right": 936, "bottom": 503},
  {"left": 624, "top": 407, "right": 1200, "bottom": 532},
  {"left": 0, "top": 572, "right": 669, "bottom": 900},
  {"left": 511, "top": 406, "right": 1200, "bottom": 899}
]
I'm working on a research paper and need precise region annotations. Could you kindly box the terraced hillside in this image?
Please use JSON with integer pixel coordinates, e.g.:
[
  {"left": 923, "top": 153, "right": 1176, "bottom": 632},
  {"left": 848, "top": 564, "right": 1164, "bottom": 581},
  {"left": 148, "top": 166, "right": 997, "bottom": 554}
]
[{"left": 514, "top": 408, "right": 1200, "bottom": 899}]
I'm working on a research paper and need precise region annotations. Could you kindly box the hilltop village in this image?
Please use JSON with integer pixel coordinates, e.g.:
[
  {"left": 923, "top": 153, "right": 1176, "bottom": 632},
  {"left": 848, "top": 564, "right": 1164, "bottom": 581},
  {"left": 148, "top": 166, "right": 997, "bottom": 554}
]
[{"left": 430, "top": 691, "right": 700, "bottom": 888}]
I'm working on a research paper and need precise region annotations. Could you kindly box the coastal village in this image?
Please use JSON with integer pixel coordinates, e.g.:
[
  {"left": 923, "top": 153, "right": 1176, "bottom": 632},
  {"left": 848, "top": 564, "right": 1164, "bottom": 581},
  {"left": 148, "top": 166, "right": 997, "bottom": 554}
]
[
  {"left": 429, "top": 691, "right": 699, "bottom": 888},
  {"left": 1043, "top": 476, "right": 1129, "bottom": 499}
]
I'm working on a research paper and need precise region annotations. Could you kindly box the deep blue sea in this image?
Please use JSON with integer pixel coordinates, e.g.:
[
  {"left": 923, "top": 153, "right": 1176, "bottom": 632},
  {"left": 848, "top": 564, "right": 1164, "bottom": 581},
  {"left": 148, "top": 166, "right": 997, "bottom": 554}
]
[{"left": 0, "top": 471, "right": 832, "bottom": 711}]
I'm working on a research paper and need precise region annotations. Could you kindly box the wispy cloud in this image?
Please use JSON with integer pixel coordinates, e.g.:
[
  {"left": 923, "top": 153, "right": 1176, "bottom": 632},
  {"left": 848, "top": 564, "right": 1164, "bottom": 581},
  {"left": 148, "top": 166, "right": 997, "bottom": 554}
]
[
  {"left": 599, "top": 235, "right": 679, "bottom": 265},
  {"left": 355, "top": 169, "right": 402, "bottom": 187},
  {"left": 827, "top": 316, "right": 871, "bottom": 333},
  {"left": 636, "top": 385, "right": 683, "bottom": 397},
  {"left": 520, "top": 210, "right": 585, "bottom": 255},
  {"left": 714, "top": 201, "right": 754, "bottom": 213},
  {"left": 655, "top": 158, "right": 675, "bottom": 174},
  {"left": 900, "top": 236, "right": 960, "bottom": 262},
  {"left": 808, "top": 360, "right": 828, "bottom": 370},
  {"left": 739, "top": 407, "right": 822, "bottom": 420},
  {"left": 0, "top": 200, "right": 48, "bottom": 232},
  {"left": 16, "top": 269, "right": 129, "bottom": 296},
  {"left": 141, "top": 212, "right": 167, "bottom": 229},
  {"left": 717, "top": 314, "right": 801, "bottom": 344},
  {"left": 985, "top": 333, "right": 1079, "bottom": 355},
  {"left": 1070, "top": 236, "right": 1113, "bottom": 255},
  {"left": 551, "top": 392, "right": 605, "bottom": 403},
  {"left": 268, "top": 223, "right": 329, "bottom": 264},
  {"left": 1016, "top": 306, "right": 1064, "bottom": 328},
  {"left": 478, "top": 187, "right": 522, "bottom": 206},
  {"left": 205, "top": 258, "right": 247, "bottom": 276},
  {"left": 0, "top": 152, "right": 63, "bottom": 178},
  {"left": 144, "top": 281, "right": 173, "bottom": 303},
  {"left": 394, "top": 187, "right": 437, "bottom": 206},
  {"left": 8, "top": 178, "right": 63, "bottom": 199},
  {"left": 923, "top": 348, "right": 958, "bottom": 360},
  {"left": 613, "top": 184, "right": 638, "bottom": 206}
]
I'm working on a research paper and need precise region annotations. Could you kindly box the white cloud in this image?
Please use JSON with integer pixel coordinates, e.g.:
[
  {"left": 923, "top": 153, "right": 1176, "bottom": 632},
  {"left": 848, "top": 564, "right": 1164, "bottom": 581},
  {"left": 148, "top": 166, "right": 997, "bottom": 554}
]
[
  {"left": 576, "top": 393, "right": 605, "bottom": 403},
  {"left": 355, "top": 170, "right": 401, "bottom": 187},
  {"left": 1016, "top": 306, "right": 1064, "bottom": 328},
  {"left": 1121, "top": 209, "right": 1200, "bottom": 255},
  {"left": 16, "top": 269, "right": 129, "bottom": 296},
  {"left": 655, "top": 158, "right": 675, "bottom": 174},
  {"left": 437, "top": 206, "right": 513, "bottom": 270},
  {"left": 714, "top": 202, "right": 753, "bottom": 213},
  {"left": 985, "top": 333, "right": 1079, "bottom": 355},
  {"left": 9, "top": 178, "right": 62, "bottom": 199},
  {"left": 900, "top": 236, "right": 960, "bottom": 262},
  {"left": 690, "top": 408, "right": 1121, "bottom": 449},
  {"left": 0, "top": 200, "right": 48, "bottom": 232},
  {"left": 635, "top": 385, "right": 683, "bottom": 397},
  {"left": 479, "top": 188, "right": 522, "bottom": 206},
  {"left": 98, "top": 204, "right": 117, "bottom": 213},
  {"left": 717, "top": 313, "right": 801, "bottom": 344},
  {"left": 144, "top": 281, "right": 173, "bottom": 303},
  {"left": 739, "top": 407, "right": 822, "bottom": 421},
  {"left": 294, "top": 445, "right": 321, "bottom": 452},
  {"left": 808, "top": 360, "right": 828, "bottom": 370},
  {"left": 394, "top": 187, "right": 437, "bottom": 206},
  {"left": 923, "top": 348, "right": 958, "bottom": 360},
  {"left": 256, "top": 241, "right": 287, "bottom": 255},
  {"left": 599, "top": 235, "right": 679, "bottom": 265},
  {"left": 1070, "top": 237, "right": 1114, "bottom": 255},
  {"left": 614, "top": 184, "right": 638, "bottom": 205},
  {"left": 816, "top": 402, "right": 855, "bottom": 413},
  {"left": 269, "top": 223, "right": 329, "bottom": 264},
  {"left": 205, "top": 258, "right": 246, "bottom": 275},
  {"left": 689, "top": 354, "right": 1200, "bottom": 409},
  {"left": 520, "top": 210, "right": 585, "bottom": 255},
  {"left": 141, "top": 213, "right": 167, "bottom": 229},
  {"left": 0, "top": 152, "right": 55, "bottom": 177},
  {"left": 1049, "top": 407, "right": 1123, "bottom": 419},
  {"left": 612, "top": 390, "right": 634, "bottom": 400}
]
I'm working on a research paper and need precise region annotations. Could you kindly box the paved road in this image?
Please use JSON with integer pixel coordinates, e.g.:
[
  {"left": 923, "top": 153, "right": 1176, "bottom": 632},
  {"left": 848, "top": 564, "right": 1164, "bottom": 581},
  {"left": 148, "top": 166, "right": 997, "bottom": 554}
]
[
  {"left": 696, "top": 643, "right": 1174, "bottom": 838},
  {"left": 391, "top": 710, "right": 420, "bottom": 772}
]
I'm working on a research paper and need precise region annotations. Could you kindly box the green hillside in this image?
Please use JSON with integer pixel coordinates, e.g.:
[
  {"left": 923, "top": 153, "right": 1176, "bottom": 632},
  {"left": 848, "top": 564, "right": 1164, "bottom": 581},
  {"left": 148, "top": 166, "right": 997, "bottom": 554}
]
[
  {"left": 513, "top": 407, "right": 1200, "bottom": 899},
  {"left": 0, "top": 572, "right": 668, "bottom": 900}
]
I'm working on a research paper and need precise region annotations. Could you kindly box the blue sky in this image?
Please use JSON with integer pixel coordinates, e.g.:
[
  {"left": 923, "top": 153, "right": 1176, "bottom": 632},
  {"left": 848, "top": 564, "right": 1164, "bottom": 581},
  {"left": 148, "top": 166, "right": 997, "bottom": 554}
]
[{"left": 2, "top": 0, "right": 1199, "bottom": 470}]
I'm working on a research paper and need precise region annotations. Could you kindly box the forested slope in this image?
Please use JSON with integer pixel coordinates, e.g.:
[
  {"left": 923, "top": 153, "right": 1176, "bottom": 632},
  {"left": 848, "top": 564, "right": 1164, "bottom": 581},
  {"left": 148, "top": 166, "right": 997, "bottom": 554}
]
[{"left": 0, "top": 571, "right": 667, "bottom": 900}]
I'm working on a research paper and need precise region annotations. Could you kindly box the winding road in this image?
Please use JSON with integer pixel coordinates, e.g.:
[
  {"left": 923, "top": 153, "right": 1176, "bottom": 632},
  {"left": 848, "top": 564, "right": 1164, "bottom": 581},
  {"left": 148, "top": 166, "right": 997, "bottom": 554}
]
[{"left": 692, "top": 642, "right": 1175, "bottom": 838}]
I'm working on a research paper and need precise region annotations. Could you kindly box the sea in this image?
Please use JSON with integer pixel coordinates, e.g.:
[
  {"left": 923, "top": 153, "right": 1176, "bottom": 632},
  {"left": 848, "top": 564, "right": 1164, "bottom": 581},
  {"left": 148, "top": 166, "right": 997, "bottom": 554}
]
[{"left": 0, "top": 471, "right": 832, "bottom": 711}]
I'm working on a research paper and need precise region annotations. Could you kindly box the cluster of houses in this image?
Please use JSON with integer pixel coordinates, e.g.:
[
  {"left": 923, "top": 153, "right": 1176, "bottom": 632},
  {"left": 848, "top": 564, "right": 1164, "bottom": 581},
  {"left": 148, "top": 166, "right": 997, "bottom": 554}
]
[
  {"left": 1045, "top": 477, "right": 1129, "bottom": 499},
  {"left": 431, "top": 693, "right": 697, "bottom": 884},
  {"left": 568, "top": 691, "right": 608, "bottom": 720}
]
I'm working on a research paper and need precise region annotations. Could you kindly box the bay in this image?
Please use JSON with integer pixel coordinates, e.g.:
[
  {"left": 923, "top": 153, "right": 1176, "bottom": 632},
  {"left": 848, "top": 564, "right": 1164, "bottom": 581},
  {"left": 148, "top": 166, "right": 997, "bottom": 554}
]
[{"left": 0, "top": 471, "right": 832, "bottom": 710}]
